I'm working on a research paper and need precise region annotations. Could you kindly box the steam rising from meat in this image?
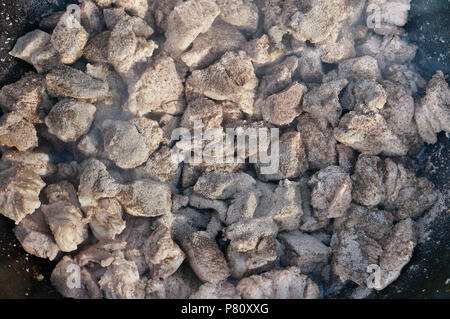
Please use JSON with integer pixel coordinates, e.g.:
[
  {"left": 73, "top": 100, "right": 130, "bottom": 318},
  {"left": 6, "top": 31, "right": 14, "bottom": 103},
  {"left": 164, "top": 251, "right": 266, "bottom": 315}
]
[{"left": 0, "top": 0, "right": 448, "bottom": 299}]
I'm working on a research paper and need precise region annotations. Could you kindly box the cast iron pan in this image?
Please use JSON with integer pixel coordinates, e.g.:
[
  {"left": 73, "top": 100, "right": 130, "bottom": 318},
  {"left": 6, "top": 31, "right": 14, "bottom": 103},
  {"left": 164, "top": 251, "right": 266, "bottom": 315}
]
[{"left": 0, "top": 0, "right": 448, "bottom": 299}]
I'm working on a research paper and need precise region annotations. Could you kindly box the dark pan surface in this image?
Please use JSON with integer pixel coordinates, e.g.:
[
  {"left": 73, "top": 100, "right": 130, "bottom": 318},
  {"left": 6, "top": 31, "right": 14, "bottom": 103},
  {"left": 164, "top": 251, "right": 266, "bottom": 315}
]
[{"left": 0, "top": 0, "right": 448, "bottom": 299}]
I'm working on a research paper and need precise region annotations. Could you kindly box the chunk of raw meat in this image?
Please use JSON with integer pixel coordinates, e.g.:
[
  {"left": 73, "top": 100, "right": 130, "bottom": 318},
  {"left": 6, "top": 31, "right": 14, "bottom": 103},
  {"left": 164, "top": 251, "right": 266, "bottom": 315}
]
[
  {"left": 0, "top": 112, "right": 38, "bottom": 151},
  {"left": 334, "top": 112, "right": 408, "bottom": 156},
  {"left": 190, "top": 281, "right": 241, "bottom": 299},
  {"left": 99, "top": 118, "right": 163, "bottom": 169},
  {"left": 87, "top": 198, "right": 126, "bottom": 241},
  {"left": 297, "top": 114, "right": 337, "bottom": 170},
  {"left": 143, "top": 225, "right": 185, "bottom": 279},
  {"left": 51, "top": 12, "right": 89, "bottom": 64},
  {"left": 414, "top": 71, "right": 450, "bottom": 144},
  {"left": 41, "top": 201, "right": 88, "bottom": 252},
  {"left": 186, "top": 51, "right": 259, "bottom": 117},
  {"left": 1, "top": 150, "right": 56, "bottom": 177},
  {"left": 236, "top": 267, "right": 320, "bottom": 299},
  {"left": 180, "top": 231, "right": 230, "bottom": 283},
  {"left": 0, "top": 165, "right": 45, "bottom": 224},
  {"left": 0, "top": 72, "right": 48, "bottom": 124},
  {"left": 164, "top": 0, "right": 220, "bottom": 56},
  {"left": 99, "top": 257, "right": 145, "bottom": 299},
  {"left": 279, "top": 231, "right": 331, "bottom": 273},
  {"left": 308, "top": 165, "right": 352, "bottom": 219},
  {"left": 45, "top": 65, "right": 109, "bottom": 100},
  {"left": 260, "top": 82, "right": 306, "bottom": 126},
  {"left": 45, "top": 99, "right": 96, "bottom": 142},
  {"left": 125, "top": 56, "right": 185, "bottom": 116},
  {"left": 116, "top": 179, "right": 172, "bottom": 217},
  {"left": 181, "top": 22, "right": 247, "bottom": 70},
  {"left": 14, "top": 209, "right": 60, "bottom": 260},
  {"left": 215, "top": 0, "right": 259, "bottom": 33}
]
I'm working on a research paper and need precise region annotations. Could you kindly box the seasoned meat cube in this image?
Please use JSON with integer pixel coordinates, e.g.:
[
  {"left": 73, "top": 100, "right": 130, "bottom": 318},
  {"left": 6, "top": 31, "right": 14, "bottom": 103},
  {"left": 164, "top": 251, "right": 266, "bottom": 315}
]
[
  {"left": 334, "top": 112, "right": 408, "bottom": 156},
  {"left": 51, "top": 12, "right": 89, "bottom": 64},
  {"left": 51, "top": 256, "right": 94, "bottom": 299},
  {"left": 133, "top": 146, "right": 181, "bottom": 185},
  {"left": 225, "top": 191, "right": 258, "bottom": 226},
  {"left": 14, "top": 209, "right": 60, "bottom": 260},
  {"left": 0, "top": 112, "right": 38, "bottom": 151},
  {"left": 337, "top": 144, "right": 355, "bottom": 172},
  {"left": 115, "top": 0, "right": 149, "bottom": 19},
  {"left": 318, "top": 25, "right": 356, "bottom": 64},
  {"left": 0, "top": 72, "right": 48, "bottom": 124},
  {"left": 223, "top": 217, "right": 278, "bottom": 252},
  {"left": 338, "top": 56, "right": 380, "bottom": 81},
  {"left": 186, "top": 51, "right": 259, "bottom": 117},
  {"left": 180, "top": 97, "right": 223, "bottom": 131},
  {"left": 380, "top": 80, "right": 420, "bottom": 150},
  {"left": 414, "top": 71, "right": 450, "bottom": 144},
  {"left": 44, "top": 181, "right": 78, "bottom": 205},
  {"left": 256, "top": 131, "right": 308, "bottom": 181},
  {"left": 99, "top": 257, "right": 144, "bottom": 299},
  {"left": 302, "top": 79, "right": 348, "bottom": 128},
  {"left": 164, "top": 0, "right": 220, "bottom": 56},
  {"left": 194, "top": 171, "right": 256, "bottom": 200},
  {"left": 85, "top": 63, "right": 127, "bottom": 122},
  {"left": 226, "top": 235, "right": 277, "bottom": 279},
  {"left": 80, "top": 0, "right": 104, "bottom": 34},
  {"left": 297, "top": 114, "right": 337, "bottom": 170},
  {"left": 181, "top": 22, "right": 247, "bottom": 70},
  {"left": 258, "top": 56, "right": 299, "bottom": 98},
  {"left": 83, "top": 31, "right": 110, "bottom": 63},
  {"left": 75, "top": 240, "right": 126, "bottom": 267},
  {"left": 108, "top": 16, "right": 157, "bottom": 83},
  {"left": 117, "top": 179, "right": 172, "bottom": 217},
  {"left": 87, "top": 198, "right": 126, "bottom": 241},
  {"left": 297, "top": 48, "right": 324, "bottom": 83},
  {"left": 143, "top": 225, "right": 185, "bottom": 279},
  {"left": 279, "top": 231, "right": 331, "bottom": 273},
  {"left": 331, "top": 228, "right": 383, "bottom": 286},
  {"left": 257, "top": 180, "right": 303, "bottom": 231},
  {"left": 342, "top": 79, "right": 386, "bottom": 114},
  {"left": 1, "top": 150, "right": 55, "bottom": 177},
  {"left": 334, "top": 204, "right": 394, "bottom": 241},
  {"left": 215, "top": 0, "right": 258, "bottom": 33},
  {"left": 236, "top": 267, "right": 320, "bottom": 299},
  {"left": 45, "top": 65, "right": 109, "bottom": 100},
  {"left": 260, "top": 82, "right": 306, "bottom": 126},
  {"left": 190, "top": 281, "right": 241, "bottom": 299},
  {"left": 351, "top": 155, "right": 386, "bottom": 207},
  {"left": 9, "top": 29, "right": 60, "bottom": 73},
  {"left": 99, "top": 118, "right": 163, "bottom": 169},
  {"left": 41, "top": 201, "right": 88, "bottom": 252},
  {"left": 367, "top": 0, "right": 411, "bottom": 35},
  {"left": 243, "top": 34, "right": 284, "bottom": 66},
  {"left": 45, "top": 99, "right": 96, "bottom": 142},
  {"left": 376, "top": 35, "right": 417, "bottom": 71},
  {"left": 180, "top": 231, "right": 230, "bottom": 283},
  {"left": 373, "top": 218, "right": 417, "bottom": 290},
  {"left": 146, "top": 266, "right": 200, "bottom": 299},
  {"left": 125, "top": 56, "right": 185, "bottom": 116},
  {"left": 189, "top": 193, "right": 228, "bottom": 221},
  {"left": 392, "top": 172, "right": 438, "bottom": 220},
  {"left": 308, "top": 166, "right": 352, "bottom": 219},
  {"left": 158, "top": 207, "right": 210, "bottom": 241},
  {"left": 0, "top": 165, "right": 45, "bottom": 224},
  {"left": 384, "top": 64, "right": 426, "bottom": 95},
  {"left": 78, "top": 159, "right": 122, "bottom": 208}
]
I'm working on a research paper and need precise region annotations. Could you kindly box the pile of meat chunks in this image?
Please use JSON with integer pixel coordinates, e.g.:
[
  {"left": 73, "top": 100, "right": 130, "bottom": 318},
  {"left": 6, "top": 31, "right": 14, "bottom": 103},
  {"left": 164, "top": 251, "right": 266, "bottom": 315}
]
[{"left": 0, "top": 0, "right": 448, "bottom": 299}]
